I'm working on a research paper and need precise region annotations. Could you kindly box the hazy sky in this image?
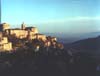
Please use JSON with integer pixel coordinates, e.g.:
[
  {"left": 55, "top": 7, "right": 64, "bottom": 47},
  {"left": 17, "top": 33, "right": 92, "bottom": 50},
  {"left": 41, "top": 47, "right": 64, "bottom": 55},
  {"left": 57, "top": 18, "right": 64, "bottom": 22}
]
[{"left": 1, "top": 0, "right": 100, "bottom": 34}]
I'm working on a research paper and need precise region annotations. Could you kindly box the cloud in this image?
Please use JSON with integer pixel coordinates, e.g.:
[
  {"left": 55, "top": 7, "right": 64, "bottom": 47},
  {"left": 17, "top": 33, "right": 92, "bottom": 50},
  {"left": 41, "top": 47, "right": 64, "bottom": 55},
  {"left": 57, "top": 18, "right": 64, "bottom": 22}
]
[
  {"left": 37, "top": 16, "right": 100, "bottom": 34},
  {"left": 36, "top": 16, "right": 100, "bottom": 24}
]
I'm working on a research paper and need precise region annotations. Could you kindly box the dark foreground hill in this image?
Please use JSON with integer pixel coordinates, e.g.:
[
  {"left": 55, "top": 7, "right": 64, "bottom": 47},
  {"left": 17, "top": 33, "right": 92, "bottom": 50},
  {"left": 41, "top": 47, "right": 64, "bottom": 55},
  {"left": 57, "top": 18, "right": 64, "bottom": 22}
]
[
  {"left": 0, "top": 47, "right": 97, "bottom": 76},
  {"left": 64, "top": 35, "right": 100, "bottom": 76}
]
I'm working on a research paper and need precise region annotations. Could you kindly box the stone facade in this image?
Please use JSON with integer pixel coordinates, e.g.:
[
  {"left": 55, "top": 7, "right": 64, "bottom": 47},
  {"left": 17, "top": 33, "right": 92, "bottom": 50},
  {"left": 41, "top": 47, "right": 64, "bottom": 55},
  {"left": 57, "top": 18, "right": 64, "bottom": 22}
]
[
  {"left": 5, "top": 23, "right": 39, "bottom": 39},
  {"left": 35, "top": 34, "right": 47, "bottom": 41},
  {"left": 25, "top": 27, "right": 38, "bottom": 33},
  {"left": 0, "top": 37, "right": 12, "bottom": 51},
  {"left": 5, "top": 29, "right": 28, "bottom": 39},
  {"left": 0, "top": 22, "right": 61, "bottom": 52},
  {"left": 0, "top": 32, "right": 2, "bottom": 38},
  {"left": 0, "top": 23, "right": 10, "bottom": 31}
]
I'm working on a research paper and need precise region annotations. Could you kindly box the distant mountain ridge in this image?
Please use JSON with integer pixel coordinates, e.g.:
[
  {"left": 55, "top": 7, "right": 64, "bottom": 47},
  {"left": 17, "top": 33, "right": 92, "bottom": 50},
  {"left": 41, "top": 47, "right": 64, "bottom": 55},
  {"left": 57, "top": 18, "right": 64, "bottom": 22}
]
[
  {"left": 79, "top": 32, "right": 100, "bottom": 39},
  {"left": 67, "top": 36, "right": 100, "bottom": 49},
  {"left": 64, "top": 35, "right": 100, "bottom": 59},
  {"left": 43, "top": 32, "right": 100, "bottom": 44}
]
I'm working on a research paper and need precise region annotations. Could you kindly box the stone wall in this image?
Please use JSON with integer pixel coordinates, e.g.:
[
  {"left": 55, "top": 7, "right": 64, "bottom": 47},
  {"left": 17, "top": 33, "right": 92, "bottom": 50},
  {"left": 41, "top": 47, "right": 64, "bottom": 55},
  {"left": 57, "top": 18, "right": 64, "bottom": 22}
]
[
  {"left": 36, "top": 34, "right": 47, "bottom": 41},
  {"left": 0, "top": 37, "right": 12, "bottom": 51}
]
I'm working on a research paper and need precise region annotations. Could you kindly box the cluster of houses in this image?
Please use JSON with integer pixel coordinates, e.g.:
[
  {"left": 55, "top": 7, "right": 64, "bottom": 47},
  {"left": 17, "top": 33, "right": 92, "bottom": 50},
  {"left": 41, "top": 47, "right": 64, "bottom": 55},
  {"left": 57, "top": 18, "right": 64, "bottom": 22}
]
[{"left": 0, "top": 23, "right": 64, "bottom": 52}]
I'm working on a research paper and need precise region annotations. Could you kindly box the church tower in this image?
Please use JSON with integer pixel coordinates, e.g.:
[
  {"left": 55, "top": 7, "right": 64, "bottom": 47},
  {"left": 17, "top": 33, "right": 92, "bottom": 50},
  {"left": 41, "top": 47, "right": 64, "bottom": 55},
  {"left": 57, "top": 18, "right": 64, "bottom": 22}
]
[{"left": 21, "top": 22, "right": 26, "bottom": 30}]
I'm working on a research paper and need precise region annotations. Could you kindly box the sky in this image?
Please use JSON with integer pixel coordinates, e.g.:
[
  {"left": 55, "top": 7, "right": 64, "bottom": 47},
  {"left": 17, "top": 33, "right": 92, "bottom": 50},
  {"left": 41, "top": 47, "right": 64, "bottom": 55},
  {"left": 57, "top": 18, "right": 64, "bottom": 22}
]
[{"left": 1, "top": 0, "right": 100, "bottom": 34}]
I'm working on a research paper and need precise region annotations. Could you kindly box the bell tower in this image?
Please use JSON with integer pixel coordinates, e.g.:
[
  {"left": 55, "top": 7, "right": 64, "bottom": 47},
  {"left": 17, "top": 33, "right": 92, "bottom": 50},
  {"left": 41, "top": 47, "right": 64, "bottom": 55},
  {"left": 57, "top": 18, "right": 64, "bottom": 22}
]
[{"left": 21, "top": 22, "right": 26, "bottom": 30}]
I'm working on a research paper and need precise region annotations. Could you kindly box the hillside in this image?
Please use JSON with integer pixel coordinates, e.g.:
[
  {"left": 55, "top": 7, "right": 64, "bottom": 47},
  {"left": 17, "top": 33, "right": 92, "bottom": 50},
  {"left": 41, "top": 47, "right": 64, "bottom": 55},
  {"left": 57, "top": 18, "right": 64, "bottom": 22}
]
[
  {"left": 0, "top": 23, "right": 98, "bottom": 76},
  {"left": 64, "top": 36, "right": 100, "bottom": 59}
]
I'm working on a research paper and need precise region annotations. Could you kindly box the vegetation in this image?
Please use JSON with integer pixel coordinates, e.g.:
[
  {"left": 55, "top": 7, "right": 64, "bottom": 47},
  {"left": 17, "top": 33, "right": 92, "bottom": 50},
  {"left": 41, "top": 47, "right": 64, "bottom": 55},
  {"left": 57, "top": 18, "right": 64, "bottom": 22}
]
[
  {"left": 0, "top": 32, "right": 98, "bottom": 76},
  {"left": 0, "top": 47, "right": 97, "bottom": 76}
]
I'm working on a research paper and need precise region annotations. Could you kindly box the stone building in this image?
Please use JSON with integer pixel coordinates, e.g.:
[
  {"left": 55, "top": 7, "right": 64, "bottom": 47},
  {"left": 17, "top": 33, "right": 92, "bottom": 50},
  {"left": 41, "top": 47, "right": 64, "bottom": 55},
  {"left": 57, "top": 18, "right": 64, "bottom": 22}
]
[
  {"left": 44, "top": 40, "right": 51, "bottom": 47},
  {"left": 35, "top": 33, "right": 47, "bottom": 41},
  {"left": 51, "top": 37, "right": 57, "bottom": 42},
  {"left": 0, "top": 23, "right": 10, "bottom": 31},
  {"left": 0, "top": 37, "right": 12, "bottom": 51},
  {"left": 5, "top": 29, "right": 28, "bottom": 39},
  {"left": 5, "top": 23, "right": 39, "bottom": 39},
  {"left": 0, "top": 22, "right": 62, "bottom": 52},
  {"left": 0, "top": 32, "right": 2, "bottom": 38},
  {"left": 25, "top": 27, "right": 38, "bottom": 33},
  {"left": 21, "top": 22, "right": 26, "bottom": 30},
  {"left": 27, "top": 31, "right": 36, "bottom": 40}
]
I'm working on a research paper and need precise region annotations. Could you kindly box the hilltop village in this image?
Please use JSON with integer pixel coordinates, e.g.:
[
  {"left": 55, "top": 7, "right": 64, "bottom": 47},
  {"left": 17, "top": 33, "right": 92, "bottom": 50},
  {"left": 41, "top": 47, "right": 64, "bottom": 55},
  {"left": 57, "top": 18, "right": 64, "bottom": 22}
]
[
  {"left": 0, "top": 23, "right": 96, "bottom": 76},
  {"left": 0, "top": 23, "right": 64, "bottom": 52}
]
